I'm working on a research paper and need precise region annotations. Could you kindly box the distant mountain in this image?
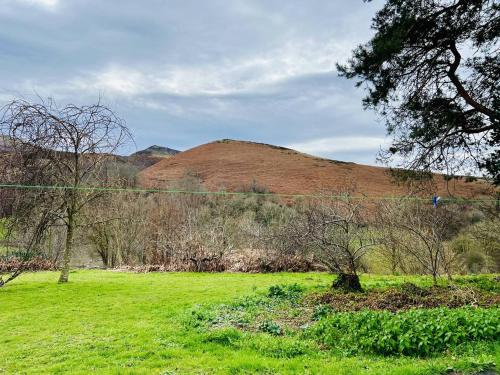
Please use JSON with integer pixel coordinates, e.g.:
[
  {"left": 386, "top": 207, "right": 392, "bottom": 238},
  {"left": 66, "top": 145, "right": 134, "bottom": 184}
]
[
  {"left": 138, "top": 139, "right": 493, "bottom": 198},
  {"left": 128, "top": 145, "right": 181, "bottom": 169},
  {"left": 131, "top": 145, "right": 180, "bottom": 158},
  {"left": 0, "top": 141, "right": 180, "bottom": 171}
]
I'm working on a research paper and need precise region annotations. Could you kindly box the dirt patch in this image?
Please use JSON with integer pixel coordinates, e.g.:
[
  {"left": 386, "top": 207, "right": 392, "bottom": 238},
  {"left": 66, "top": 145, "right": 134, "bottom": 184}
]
[{"left": 309, "top": 283, "right": 500, "bottom": 313}]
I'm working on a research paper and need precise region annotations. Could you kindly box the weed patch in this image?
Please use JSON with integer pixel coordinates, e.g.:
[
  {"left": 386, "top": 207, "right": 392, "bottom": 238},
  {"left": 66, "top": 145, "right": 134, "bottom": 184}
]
[
  {"left": 259, "top": 320, "right": 283, "bottom": 336},
  {"left": 187, "top": 283, "right": 309, "bottom": 332},
  {"left": 267, "top": 283, "right": 304, "bottom": 300},
  {"left": 309, "top": 307, "right": 500, "bottom": 356},
  {"left": 187, "top": 279, "right": 500, "bottom": 360},
  {"left": 454, "top": 275, "right": 500, "bottom": 293}
]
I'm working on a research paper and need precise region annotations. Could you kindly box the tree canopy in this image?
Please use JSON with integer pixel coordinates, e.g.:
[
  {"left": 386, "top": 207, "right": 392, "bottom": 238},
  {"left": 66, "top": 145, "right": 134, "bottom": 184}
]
[
  {"left": 338, "top": 0, "right": 499, "bottom": 183},
  {"left": 0, "top": 99, "right": 132, "bottom": 282}
]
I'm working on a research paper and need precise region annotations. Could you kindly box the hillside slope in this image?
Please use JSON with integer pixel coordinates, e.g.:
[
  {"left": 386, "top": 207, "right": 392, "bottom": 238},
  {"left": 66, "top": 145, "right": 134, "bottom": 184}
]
[
  {"left": 131, "top": 145, "right": 180, "bottom": 158},
  {"left": 128, "top": 145, "right": 180, "bottom": 170},
  {"left": 138, "top": 140, "right": 492, "bottom": 197}
]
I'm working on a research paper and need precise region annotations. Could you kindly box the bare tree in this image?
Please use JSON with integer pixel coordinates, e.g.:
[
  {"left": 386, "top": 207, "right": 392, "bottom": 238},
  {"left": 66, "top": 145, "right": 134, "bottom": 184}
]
[
  {"left": 286, "top": 197, "right": 376, "bottom": 291},
  {"left": 379, "top": 199, "right": 466, "bottom": 284},
  {"left": 86, "top": 192, "right": 152, "bottom": 268},
  {"left": 374, "top": 223, "right": 408, "bottom": 275},
  {"left": 145, "top": 194, "right": 235, "bottom": 272},
  {"left": 0, "top": 98, "right": 132, "bottom": 283}
]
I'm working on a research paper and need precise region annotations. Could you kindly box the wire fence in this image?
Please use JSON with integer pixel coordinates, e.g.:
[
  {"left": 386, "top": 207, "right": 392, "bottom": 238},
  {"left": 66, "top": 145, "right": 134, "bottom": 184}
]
[{"left": 0, "top": 183, "right": 498, "bottom": 204}]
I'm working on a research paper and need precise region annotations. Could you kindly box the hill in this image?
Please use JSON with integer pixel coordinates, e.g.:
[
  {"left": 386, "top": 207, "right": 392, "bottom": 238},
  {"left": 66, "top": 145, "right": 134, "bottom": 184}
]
[
  {"left": 138, "top": 140, "right": 493, "bottom": 198},
  {"left": 128, "top": 145, "right": 180, "bottom": 169},
  {"left": 131, "top": 145, "right": 180, "bottom": 158}
]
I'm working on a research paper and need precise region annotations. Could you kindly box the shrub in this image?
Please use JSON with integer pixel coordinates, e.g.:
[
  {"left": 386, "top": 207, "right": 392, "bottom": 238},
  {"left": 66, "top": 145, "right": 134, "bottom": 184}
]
[
  {"left": 186, "top": 305, "right": 217, "bottom": 329},
  {"left": 454, "top": 276, "right": 500, "bottom": 293},
  {"left": 0, "top": 255, "right": 53, "bottom": 272},
  {"left": 311, "top": 307, "right": 499, "bottom": 356},
  {"left": 267, "top": 283, "right": 304, "bottom": 300},
  {"left": 259, "top": 320, "right": 283, "bottom": 336},
  {"left": 312, "top": 304, "right": 332, "bottom": 321}
]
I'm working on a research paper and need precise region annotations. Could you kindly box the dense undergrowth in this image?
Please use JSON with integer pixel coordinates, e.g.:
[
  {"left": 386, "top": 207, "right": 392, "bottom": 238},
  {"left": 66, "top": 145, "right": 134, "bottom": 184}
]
[
  {"left": 188, "top": 275, "right": 500, "bottom": 359},
  {"left": 312, "top": 307, "right": 499, "bottom": 356}
]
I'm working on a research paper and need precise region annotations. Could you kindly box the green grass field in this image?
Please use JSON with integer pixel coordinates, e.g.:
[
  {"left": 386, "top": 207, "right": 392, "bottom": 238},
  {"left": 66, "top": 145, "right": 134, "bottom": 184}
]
[{"left": 0, "top": 271, "right": 498, "bottom": 374}]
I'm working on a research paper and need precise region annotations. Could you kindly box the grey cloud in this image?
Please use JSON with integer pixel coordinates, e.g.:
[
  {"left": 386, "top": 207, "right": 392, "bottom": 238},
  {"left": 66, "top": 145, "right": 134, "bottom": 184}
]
[{"left": 0, "top": 0, "right": 387, "bottom": 164}]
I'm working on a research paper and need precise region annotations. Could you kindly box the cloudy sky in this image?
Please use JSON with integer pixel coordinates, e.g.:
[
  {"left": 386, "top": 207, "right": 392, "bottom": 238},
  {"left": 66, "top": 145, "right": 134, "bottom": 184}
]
[{"left": 0, "top": 0, "right": 388, "bottom": 164}]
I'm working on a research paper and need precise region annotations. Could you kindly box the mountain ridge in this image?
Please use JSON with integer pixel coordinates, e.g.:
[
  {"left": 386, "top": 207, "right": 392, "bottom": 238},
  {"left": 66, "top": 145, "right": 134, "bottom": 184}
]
[
  {"left": 138, "top": 139, "right": 493, "bottom": 198},
  {"left": 127, "top": 145, "right": 180, "bottom": 169},
  {"left": 131, "top": 145, "right": 180, "bottom": 157}
]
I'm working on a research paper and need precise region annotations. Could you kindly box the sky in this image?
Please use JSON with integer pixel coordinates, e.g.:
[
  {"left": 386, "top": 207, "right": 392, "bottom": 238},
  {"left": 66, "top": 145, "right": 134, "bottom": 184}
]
[{"left": 0, "top": 0, "right": 388, "bottom": 164}]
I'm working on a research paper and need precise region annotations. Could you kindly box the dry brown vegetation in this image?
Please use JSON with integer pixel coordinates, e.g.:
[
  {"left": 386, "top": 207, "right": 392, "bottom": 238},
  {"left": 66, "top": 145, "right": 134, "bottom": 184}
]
[
  {"left": 1, "top": 130, "right": 498, "bottom": 288},
  {"left": 3, "top": 178, "right": 497, "bottom": 291},
  {"left": 138, "top": 140, "right": 493, "bottom": 198},
  {"left": 312, "top": 284, "right": 500, "bottom": 313}
]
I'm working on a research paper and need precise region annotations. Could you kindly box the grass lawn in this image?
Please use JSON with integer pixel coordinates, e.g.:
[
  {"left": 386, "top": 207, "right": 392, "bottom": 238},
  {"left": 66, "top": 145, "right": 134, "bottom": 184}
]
[{"left": 0, "top": 271, "right": 498, "bottom": 374}]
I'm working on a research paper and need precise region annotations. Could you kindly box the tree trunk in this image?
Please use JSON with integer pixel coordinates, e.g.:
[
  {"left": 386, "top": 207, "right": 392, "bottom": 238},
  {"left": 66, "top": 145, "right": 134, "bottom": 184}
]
[
  {"left": 391, "top": 253, "right": 397, "bottom": 275},
  {"left": 332, "top": 273, "right": 363, "bottom": 292},
  {"left": 58, "top": 213, "right": 74, "bottom": 283},
  {"left": 432, "top": 272, "right": 437, "bottom": 286},
  {"left": 0, "top": 269, "right": 23, "bottom": 287}
]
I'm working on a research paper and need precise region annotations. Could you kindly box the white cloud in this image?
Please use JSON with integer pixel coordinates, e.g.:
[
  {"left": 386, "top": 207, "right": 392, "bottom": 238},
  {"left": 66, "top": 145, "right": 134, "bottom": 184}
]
[
  {"left": 287, "top": 137, "right": 389, "bottom": 155},
  {"left": 11, "top": 0, "right": 59, "bottom": 9},
  {"left": 64, "top": 39, "right": 346, "bottom": 97},
  {"left": 73, "top": 67, "right": 148, "bottom": 95}
]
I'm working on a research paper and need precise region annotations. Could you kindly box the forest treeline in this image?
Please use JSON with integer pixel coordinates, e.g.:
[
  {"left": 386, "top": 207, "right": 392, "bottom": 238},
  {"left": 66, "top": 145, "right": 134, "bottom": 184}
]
[
  {"left": 0, "top": 99, "right": 498, "bottom": 290},
  {"left": 1, "top": 170, "right": 499, "bottom": 289}
]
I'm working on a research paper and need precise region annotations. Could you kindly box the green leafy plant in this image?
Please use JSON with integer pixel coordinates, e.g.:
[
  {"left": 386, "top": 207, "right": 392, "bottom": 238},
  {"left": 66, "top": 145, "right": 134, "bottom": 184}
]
[
  {"left": 311, "top": 307, "right": 500, "bottom": 356},
  {"left": 259, "top": 320, "right": 283, "bottom": 336},
  {"left": 312, "top": 304, "right": 332, "bottom": 321},
  {"left": 267, "top": 283, "right": 304, "bottom": 300},
  {"left": 454, "top": 276, "right": 499, "bottom": 293}
]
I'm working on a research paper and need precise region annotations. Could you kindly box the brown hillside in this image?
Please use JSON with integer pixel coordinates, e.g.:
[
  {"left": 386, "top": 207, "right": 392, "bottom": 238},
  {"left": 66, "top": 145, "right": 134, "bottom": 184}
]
[{"left": 138, "top": 140, "right": 493, "bottom": 198}]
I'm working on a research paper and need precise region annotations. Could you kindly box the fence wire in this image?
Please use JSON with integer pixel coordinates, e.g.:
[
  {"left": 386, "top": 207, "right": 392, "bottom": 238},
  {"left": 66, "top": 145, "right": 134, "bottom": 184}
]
[{"left": 0, "top": 183, "right": 498, "bottom": 204}]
